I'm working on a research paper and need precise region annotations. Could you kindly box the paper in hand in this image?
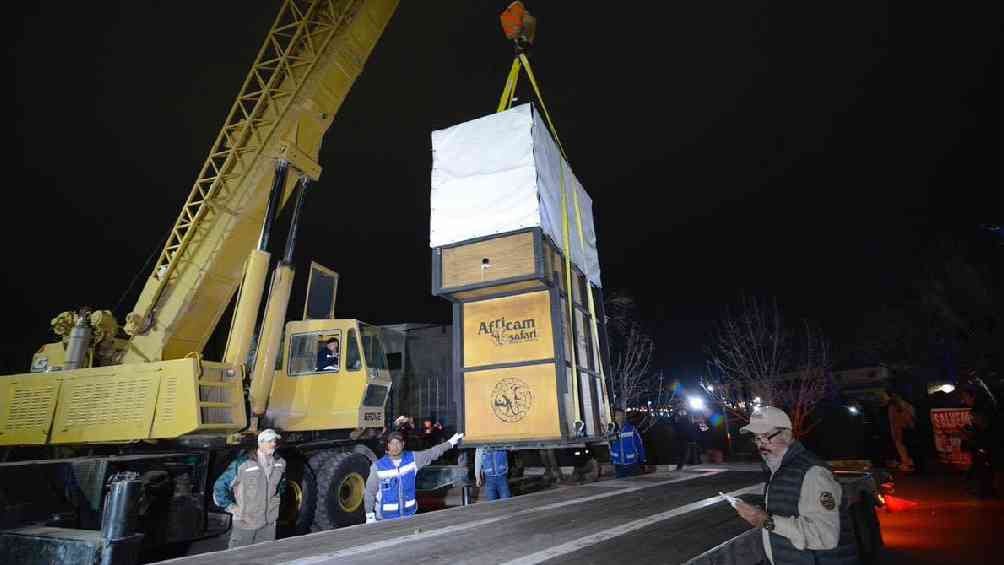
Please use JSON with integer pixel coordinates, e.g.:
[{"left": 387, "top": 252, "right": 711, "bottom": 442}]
[{"left": 719, "top": 491, "right": 740, "bottom": 508}]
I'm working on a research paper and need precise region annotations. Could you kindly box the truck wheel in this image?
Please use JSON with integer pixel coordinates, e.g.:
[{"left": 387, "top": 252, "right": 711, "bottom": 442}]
[
  {"left": 312, "top": 451, "right": 371, "bottom": 530},
  {"left": 277, "top": 455, "right": 317, "bottom": 536}
]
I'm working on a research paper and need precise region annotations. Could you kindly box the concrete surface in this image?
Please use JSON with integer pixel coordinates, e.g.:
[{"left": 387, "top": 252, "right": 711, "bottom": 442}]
[
  {"left": 164, "top": 467, "right": 764, "bottom": 565},
  {"left": 878, "top": 468, "right": 1002, "bottom": 565}
]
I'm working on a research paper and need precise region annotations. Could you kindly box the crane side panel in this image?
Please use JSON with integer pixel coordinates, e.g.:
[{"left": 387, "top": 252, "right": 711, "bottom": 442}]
[
  {"left": 0, "top": 374, "right": 62, "bottom": 446},
  {"left": 44, "top": 361, "right": 207, "bottom": 444},
  {"left": 50, "top": 373, "right": 160, "bottom": 443}
]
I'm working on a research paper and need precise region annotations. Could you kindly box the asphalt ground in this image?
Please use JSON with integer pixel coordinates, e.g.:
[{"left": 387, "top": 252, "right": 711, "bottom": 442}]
[
  {"left": 877, "top": 468, "right": 1002, "bottom": 565},
  {"left": 165, "top": 467, "right": 764, "bottom": 565}
]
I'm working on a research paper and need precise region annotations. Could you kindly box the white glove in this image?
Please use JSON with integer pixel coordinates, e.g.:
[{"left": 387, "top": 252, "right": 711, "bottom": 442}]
[
  {"left": 366, "top": 513, "right": 376, "bottom": 524},
  {"left": 448, "top": 432, "right": 464, "bottom": 446},
  {"left": 226, "top": 504, "right": 241, "bottom": 521}
]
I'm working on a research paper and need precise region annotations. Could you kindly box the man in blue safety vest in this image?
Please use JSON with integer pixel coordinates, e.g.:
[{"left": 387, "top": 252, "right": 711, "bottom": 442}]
[
  {"left": 475, "top": 446, "right": 512, "bottom": 500},
  {"left": 610, "top": 408, "right": 646, "bottom": 477},
  {"left": 364, "top": 429, "right": 464, "bottom": 523}
]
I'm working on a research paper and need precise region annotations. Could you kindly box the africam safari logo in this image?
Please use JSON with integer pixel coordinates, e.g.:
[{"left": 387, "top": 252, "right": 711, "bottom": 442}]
[
  {"left": 491, "top": 378, "right": 533, "bottom": 423},
  {"left": 478, "top": 317, "right": 538, "bottom": 346}
]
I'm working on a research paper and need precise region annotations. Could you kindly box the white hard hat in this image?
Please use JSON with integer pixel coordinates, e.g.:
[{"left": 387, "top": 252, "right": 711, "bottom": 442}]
[
  {"left": 740, "top": 406, "right": 792, "bottom": 434},
  {"left": 258, "top": 429, "right": 281, "bottom": 443}
]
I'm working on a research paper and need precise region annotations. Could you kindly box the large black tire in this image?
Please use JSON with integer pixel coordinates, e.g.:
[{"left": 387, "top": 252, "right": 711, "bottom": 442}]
[
  {"left": 311, "top": 451, "right": 371, "bottom": 531},
  {"left": 275, "top": 455, "right": 316, "bottom": 537}
]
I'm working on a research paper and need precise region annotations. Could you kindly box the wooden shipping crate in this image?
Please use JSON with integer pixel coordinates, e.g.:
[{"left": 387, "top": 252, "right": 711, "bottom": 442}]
[
  {"left": 454, "top": 288, "right": 612, "bottom": 447},
  {"left": 433, "top": 228, "right": 594, "bottom": 304},
  {"left": 433, "top": 228, "right": 546, "bottom": 300}
]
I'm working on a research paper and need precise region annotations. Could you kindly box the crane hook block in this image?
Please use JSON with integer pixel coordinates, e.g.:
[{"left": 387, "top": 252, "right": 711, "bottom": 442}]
[{"left": 500, "top": 1, "right": 536, "bottom": 48}]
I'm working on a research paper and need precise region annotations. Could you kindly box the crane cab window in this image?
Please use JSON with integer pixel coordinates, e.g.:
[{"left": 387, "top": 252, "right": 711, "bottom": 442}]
[
  {"left": 288, "top": 331, "right": 342, "bottom": 376},
  {"left": 345, "top": 329, "right": 362, "bottom": 372}
]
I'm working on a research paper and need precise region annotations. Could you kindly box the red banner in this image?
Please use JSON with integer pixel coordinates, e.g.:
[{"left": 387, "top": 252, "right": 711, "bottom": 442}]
[{"left": 930, "top": 408, "right": 972, "bottom": 469}]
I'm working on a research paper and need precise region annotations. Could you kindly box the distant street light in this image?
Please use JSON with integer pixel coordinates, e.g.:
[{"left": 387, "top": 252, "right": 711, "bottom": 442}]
[
  {"left": 687, "top": 396, "right": 706, "bottom": 412},
  {"left": 940, "top": 384, "right": 955, "bottom": 394},
  {"left": 847, "top": 406, "right": 860, "bottom": 415}
]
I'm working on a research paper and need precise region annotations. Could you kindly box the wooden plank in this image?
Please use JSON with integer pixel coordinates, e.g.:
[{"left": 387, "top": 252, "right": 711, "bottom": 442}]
[
  {"left": 450, "top": 280, "right": 545, "bottom": 302},
  {"left": 463, "top": 362, "right": 562, "bottom": 443},
  {"left": 462, "top": 291, "right": 554, "bottom": 368},
  {"left": 441, "top": 232, "right": 536, "bottom": 289}
]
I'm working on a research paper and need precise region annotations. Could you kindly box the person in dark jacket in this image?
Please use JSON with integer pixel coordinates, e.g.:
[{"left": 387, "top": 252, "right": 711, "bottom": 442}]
[
  {"left": 609, "top": 408, "right": 646, "bottom": 477},
  {"left": 213, "top": 429, "right": 286, "bottom": 548},
  {"left": 316, "top": 337, "right": 340, "bottom": 371},
  {"left": 729, "top": 406, "right": 859, "bottom": 565},
  {"left": 673, "top": 409, "right": 700, "bottom": 470},
  {"left": 961, "top": 384, "right": 1000, "bottom": 498}
]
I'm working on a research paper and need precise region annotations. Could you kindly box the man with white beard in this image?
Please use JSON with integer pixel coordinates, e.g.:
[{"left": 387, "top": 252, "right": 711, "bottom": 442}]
[{"left": 730, "top": 407, "right": 860, "bottom": 565}]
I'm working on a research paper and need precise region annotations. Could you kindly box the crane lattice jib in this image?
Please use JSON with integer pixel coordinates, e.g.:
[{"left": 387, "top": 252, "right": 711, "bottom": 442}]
[{"left": 123, "top": 0, "right": 398, "bottom": 362}]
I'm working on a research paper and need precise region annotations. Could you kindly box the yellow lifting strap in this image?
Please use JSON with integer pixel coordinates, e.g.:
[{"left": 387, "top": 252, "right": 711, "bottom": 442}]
[
  {"left": 495, "top": 54, "right": 611, "bottom": 430},
  {"left": 497, "top": 57, "right": 522, "bottom": 113}
]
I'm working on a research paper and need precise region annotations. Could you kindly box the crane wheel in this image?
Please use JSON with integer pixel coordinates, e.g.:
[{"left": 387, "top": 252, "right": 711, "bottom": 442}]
[
  {"left": 310, "top": 450, "right": 371, "bottom": 531},
  {"left": 277, "top": 455, "right": 317, "bottom": 536}
]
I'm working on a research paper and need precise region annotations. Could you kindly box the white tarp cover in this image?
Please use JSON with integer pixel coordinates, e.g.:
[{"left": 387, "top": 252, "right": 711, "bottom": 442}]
[{"left": 430, "top": 103, "right": 601, "bottom": 286}]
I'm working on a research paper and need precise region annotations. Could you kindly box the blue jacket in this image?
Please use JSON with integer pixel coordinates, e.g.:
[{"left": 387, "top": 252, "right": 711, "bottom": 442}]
[
  {"left": 610, "top": 421, "right": 645, "bottom": 466},
  {"left": 374, "top": 451, "right": 418, "bottom": 520},
  {"left": 476, "top": 447, "right": 509, "bottom": 478}
]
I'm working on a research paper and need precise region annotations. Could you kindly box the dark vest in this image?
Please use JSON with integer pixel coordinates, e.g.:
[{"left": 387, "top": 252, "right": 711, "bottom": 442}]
[{"left": 764, "top": 442, "right": 859, "bottom": 565}]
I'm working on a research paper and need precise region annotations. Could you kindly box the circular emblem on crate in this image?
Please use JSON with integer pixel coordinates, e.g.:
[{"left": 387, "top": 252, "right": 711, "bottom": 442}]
[{"left": 491, "top": 378, "right": 534, "bottom": 423}]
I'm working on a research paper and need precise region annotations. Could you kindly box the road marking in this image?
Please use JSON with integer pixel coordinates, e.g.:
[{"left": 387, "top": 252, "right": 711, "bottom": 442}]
[
  {"left": 282, "top": 470, "right": 727, "bottom": 564},
  {"left": 500, "top": 483, "right": 766, "bottom": 565}
]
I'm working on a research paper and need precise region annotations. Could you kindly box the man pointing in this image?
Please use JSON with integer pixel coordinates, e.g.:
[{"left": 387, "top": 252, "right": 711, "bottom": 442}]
[{"left": 364, "top": 429, "right": 464, "bottom": 523}]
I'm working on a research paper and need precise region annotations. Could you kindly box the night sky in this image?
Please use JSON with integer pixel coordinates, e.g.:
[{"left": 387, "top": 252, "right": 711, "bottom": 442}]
[{"left": 6, "top": 3, "right": 998, "bottom": 379}]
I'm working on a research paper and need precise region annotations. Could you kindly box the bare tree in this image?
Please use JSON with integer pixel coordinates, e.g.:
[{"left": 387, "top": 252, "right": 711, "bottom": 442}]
[
  {"left": 776, "top": 322, "right": 831, "bottom": 437},
  {"left": 605, "top": 291, "right": 656, "bottom": 411},
  {"left": 703, "top": 296, "right": 831, "bottom": 438}
]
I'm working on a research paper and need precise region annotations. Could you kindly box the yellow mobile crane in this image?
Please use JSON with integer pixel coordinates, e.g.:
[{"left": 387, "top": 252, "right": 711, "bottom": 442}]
[{"left": 0, "top": 0, "right": 411, "bottom": 555}]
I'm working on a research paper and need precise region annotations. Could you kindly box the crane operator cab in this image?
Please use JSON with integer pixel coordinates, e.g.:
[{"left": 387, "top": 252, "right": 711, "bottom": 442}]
[{"left": 265, "top": 262, "right": 393, "bottom": 433}]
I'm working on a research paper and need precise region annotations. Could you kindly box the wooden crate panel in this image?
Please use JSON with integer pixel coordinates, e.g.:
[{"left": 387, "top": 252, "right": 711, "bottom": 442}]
[
  {"left": 451, "top": 279, "right": 545, "bottom": 302},
  {"left": 463, "top": 363, "right": 562, "bottom": 443},
  {"left": 441, "top": 231, "right": 536, "bottom": 289},
  {"left": 463, "top": 291, "right": 554, "bottom": 368}
]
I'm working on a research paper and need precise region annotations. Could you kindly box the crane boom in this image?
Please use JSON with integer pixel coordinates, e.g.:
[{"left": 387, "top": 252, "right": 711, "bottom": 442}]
[{"left": 123, "top": 0, "right": 399, "bottom": 363}]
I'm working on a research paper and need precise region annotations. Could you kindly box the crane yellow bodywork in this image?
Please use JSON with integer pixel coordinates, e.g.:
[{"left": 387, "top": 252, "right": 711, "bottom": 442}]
[{"left": 0, "top": 0, "right": 400, "bottom": 447}]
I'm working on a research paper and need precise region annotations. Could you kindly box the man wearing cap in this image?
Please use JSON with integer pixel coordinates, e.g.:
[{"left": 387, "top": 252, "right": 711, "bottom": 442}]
[
  {"left": 730, "top": 406, "right": 859, "bottom": 564},
  {"left": 364, "top": 429, "right": 464, "bottom": 523},
  {"left": 213, "top": 429, "right": 286, "bottom": 548}
]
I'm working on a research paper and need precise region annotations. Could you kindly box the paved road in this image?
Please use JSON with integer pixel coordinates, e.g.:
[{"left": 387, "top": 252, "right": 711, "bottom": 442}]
[
  {"left": 164, "top": 468, "right": 764, "bottom": 565},
  {"left": 878, "top": 468, "right": 1003, "bottom": 565}
]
